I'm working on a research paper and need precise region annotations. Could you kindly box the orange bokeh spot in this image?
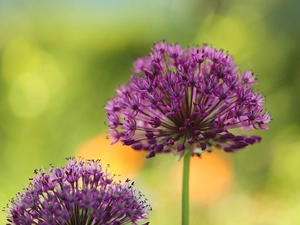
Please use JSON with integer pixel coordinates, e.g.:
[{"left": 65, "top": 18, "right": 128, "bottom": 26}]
[
  {"left": 170, "top": 150, "right": 233, "bottom": 206},
  {"left": 75, "top": 134, "right": 147, "bottom": 180}
]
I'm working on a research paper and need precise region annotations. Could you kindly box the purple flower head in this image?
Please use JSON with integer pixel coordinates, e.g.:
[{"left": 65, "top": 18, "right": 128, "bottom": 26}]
[
  {"left": 4, "top": 158, "right": 151, "bottom": 225},
  {"left": 105, "top": 41, "right": 271, "bottom": 160}
]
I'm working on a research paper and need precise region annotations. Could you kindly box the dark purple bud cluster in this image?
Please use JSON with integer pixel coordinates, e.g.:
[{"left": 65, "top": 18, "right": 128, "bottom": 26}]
[
  {"left": 106, "top": 41, "right": 271, "bottom": 159},
  {"left": 4, "top": 158, "right": 151, "bottom": 225}
]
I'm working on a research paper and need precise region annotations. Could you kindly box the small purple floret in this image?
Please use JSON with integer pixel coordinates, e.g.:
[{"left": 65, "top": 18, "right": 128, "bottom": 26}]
[
  {"left": 105, "top": 41, "right": 271, "bottom": 159},
  {"left": 4, "top": 158, "right": 151, "bottom": 225}
]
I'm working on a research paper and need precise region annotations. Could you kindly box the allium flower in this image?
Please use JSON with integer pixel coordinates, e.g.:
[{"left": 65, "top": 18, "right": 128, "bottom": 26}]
[
  {"left": 105, "top": 41, "right": 271, "bottom": 160},
  {"left": 4, "top": 158, "right": 151, "bottom": 225}
]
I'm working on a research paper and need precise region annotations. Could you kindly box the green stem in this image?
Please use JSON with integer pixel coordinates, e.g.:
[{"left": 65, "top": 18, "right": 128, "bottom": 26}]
[{"left": 182, "top": 151, "right": 191, "bottom": 225}]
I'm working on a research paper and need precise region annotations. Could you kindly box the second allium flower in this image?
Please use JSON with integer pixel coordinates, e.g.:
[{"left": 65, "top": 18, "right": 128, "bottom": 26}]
[
  {"left": 106, "top": 41, "right": 271, "bottom": 159},
  {"left": 5, "top": 158, "right": 151, "bottom": 225}
]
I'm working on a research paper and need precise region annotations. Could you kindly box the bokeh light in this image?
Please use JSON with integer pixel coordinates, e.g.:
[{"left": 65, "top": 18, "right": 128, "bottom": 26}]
[
  {"left": 76, "top": 134, "right": 147, "bottom": 180},
  {"left": 170, "top": 150, "right": 233, "bottom": 206},
  {"left": 9, "top": 72, "right": 49, "bottom": 118}
]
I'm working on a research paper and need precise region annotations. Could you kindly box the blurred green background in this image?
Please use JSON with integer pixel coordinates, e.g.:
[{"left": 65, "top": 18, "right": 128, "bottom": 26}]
[{"left": 1, "top": 0, "right": 300, "bottom": 224}]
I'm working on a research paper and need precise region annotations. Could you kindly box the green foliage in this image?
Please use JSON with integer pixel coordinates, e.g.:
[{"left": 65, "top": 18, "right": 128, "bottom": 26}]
[{"left": 1, "top": 0, "right": 299, "bottom": 224}]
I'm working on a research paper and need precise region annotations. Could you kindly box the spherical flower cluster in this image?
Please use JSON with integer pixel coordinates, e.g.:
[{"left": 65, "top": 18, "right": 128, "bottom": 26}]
[
  {"left": 106, "top": 41, "right": 271, "bottom": 160},
  {"left": 4, "top": 158, "right": 151, "bottom": 225}
]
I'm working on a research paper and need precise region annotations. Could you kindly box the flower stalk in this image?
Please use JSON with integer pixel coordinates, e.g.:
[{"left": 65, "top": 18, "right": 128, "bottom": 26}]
[{"left": 182, "top": 151, "right": 191, "bottom": 225}]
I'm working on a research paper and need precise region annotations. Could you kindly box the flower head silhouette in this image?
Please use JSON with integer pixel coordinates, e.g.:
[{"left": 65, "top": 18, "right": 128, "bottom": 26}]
[
  {"left": 106, "top": 41, "right": 271, "bottom": 159},
  {"left": 4, "top": 158, "right": 151, "bottom": 225}
]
